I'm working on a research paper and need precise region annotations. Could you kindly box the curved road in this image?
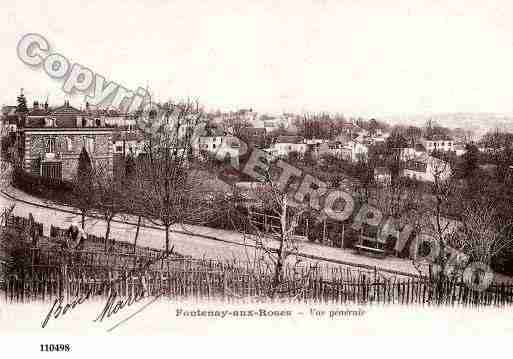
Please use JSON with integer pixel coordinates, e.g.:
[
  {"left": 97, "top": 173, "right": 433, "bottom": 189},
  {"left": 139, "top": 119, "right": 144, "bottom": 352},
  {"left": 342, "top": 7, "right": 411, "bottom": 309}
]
[
  {"left": 3, "top": 160, "right": 509, "bottom": 282},
  {"left": 0, "top": 186, "right": 430, "bottom": 280}
]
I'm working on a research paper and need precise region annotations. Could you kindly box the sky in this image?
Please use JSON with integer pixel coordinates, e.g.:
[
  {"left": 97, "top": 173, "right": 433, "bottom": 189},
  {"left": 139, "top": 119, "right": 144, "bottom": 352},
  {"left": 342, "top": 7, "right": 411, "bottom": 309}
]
[{"left": 2, "top": 0, "right": 513, "bottom": 118}]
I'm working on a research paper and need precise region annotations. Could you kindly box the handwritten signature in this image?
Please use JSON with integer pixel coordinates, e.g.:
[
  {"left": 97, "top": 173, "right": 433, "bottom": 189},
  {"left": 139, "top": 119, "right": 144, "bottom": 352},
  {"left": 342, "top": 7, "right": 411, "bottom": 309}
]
[{"left": 41, "top": 247, "right": 174, "bottom": 329}]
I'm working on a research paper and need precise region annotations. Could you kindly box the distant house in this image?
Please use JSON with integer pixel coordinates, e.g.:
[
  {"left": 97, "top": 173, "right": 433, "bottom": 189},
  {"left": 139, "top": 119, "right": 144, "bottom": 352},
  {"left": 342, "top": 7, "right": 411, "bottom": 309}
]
[
  {"left": 1, "top": 105, "right": 18, "bottom": 132},
  {"left": 314, "top": 140, "right": 348, "bottom": 159},
  {"left": 273, "top": 135, "right": 307, "bottom": 158},
  {"left": 239, "top": 127, "right": 266, "bottom": 145},
  {"left": 305, "top": 138, "right": 328, "bottom": 155},
  {"left": 112, "top": 132, "right": 144, "bottom": 156},
  {"left": 347, "top": 139, "right": 369, "bottom": 162},
  {"left": 338, "top": 121, "right": 366, "bottom": 137},
  {"left": 400, "top": 143, "right": 427, "bottom": 161},
  {"left": 420, "top": 135, "right": 455, "bottom": 153},
  {"left": 374, "top": 166, "right": 391, "bottom": 184},
  {"left": 195, "top": 127, "right": 242, "bottom": 164},
  {"left": 454, "top": 144, "right": 467, "bottom": 156},
  {"left": 402, "top": 154, "right": 451, "bottom": 182},
  {"left": 1, "top": 105, "right": 17, "bottom": 117}
]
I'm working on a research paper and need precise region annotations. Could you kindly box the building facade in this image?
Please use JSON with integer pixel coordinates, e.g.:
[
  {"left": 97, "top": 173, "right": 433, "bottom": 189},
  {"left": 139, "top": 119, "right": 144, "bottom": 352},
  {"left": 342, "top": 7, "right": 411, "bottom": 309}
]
[
  {"left": 402, "top": 154, "right": 451, "bottom": 182},
  {"left": 420, "top": 135, "right": 455, "bottom": 153},
  {"left": 17, "top": 101, "right": 115, "bottom": 181}
]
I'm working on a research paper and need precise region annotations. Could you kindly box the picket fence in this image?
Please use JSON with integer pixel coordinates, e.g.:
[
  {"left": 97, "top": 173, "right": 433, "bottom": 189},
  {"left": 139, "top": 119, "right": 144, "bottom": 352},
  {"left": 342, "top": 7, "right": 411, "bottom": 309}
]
[
  {"left": 5, "top": 261, "right": 513, "bottom": 306},
  {"left": 3, "top": 214, "right": 513, "bottom": 306}
]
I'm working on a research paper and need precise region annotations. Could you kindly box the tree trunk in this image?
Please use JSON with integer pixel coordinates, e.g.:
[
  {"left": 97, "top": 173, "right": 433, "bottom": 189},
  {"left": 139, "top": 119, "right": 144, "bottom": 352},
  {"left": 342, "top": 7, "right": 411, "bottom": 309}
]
[
  {"left": 133, "top": 215, "right": 142, "bottom": 253},
  {"left": 271, "top": 250, "right": 285, "bottom": 299},
  {"left": 271, "top": 196, "right": 288, "bottom": 299},
  {"left": 81, "top": 212, "right": 85, "bottom": 229},
  {"left": 104, "top": 218, "right": 111, "bottom": 252},
  {"left": 165, "top": 224, "right": 170, "bottom": 254}
]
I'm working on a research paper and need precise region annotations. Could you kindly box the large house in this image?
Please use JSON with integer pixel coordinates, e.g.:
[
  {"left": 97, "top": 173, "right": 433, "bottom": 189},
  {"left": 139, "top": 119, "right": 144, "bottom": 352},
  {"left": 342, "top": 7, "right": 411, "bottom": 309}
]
[
  {"left": 420, "top": 135, "right": 455, "bottom": 153},
  {"left": 16, "top": 101, "right": 115, "bottom": 181},
  {"left": 271, "top": 135, "right": 308, "bottom": 158},
  {"left": 194, "top": 127, "right": 242, "bottom": 164},
  {"left": 402, "top": 153, "right": 451, "bottom": 182}
]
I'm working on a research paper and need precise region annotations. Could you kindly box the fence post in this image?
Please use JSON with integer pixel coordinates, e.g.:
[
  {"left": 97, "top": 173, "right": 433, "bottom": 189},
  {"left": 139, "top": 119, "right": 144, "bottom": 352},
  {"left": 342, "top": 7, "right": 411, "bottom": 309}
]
[
  {"left": 61, "top": 263, "right": 69, "bottom": 302},
  {"left": 223, "top": 271, "right": 227, "bottom": 301}
]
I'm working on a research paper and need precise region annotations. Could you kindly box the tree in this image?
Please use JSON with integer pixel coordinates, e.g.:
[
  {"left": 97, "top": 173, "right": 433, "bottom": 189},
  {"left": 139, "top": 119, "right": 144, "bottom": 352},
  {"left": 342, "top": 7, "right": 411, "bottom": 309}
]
[
  {"left": 234, "top": 163, "right": 312, "bottom": 299},
  {"left": 456, "top": 200, "right": 513, "bottom": 267},
  {"left": 69, "top": 147, "right": 96, "bottom": 229},
  {"left": 16, "top": 90, "right": 28, "bottom": 114},
  {"left": 123, "top": 153, "right": 146, "bottom": 253},
  {"left": 461, "top": 143, "right": 479, "bottom": 178},
  {"left": 404, "top": 126, "right": 423, "bottom": 145},
  {"left": 92, "top": 163, "right": 127, "bottom": 252},
  {"left": 385, "top": 132, "right": 408, "bottom": 150},
  {"left": 134, "top": 99, "right": 215, "bottom": 253},
  {"left": 412, "top": 157, "right": 461, "bottom": 300},
  {"left": 296, "top": 113, "right": 335, "bottom": 139},
  {"left": 225, "top": 116, "right": 252, "bottom": 139},
  {"left": 368, "top": 118, "right": 379, "bottom": 136}
]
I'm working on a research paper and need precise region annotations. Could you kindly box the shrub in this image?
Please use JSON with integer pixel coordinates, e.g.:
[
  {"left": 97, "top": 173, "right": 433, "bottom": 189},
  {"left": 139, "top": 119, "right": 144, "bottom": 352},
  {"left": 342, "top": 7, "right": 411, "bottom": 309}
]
[{"left": 12, "top": 168, "right": 72, "bottom": 201}]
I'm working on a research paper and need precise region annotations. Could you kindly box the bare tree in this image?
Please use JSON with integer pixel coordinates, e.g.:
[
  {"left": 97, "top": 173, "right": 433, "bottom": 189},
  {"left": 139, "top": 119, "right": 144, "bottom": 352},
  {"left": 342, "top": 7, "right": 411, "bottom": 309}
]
[
  {"left": 133, "top": 99, "right": 215, "bottom": 253},
  {"left": 91, "top": 162, "right": 127, "bottom": 252},
  {"left": 224, "top": 115, "right": 252, "bottom": 139},
  {"left": 227, "top": 164, "right": 316, "bottom": 299},
  {"left": 412, "top": 157, "right": 460, "bottom": 284},
  {"left": 456, "top": 200, "right": 513, "bottom": 267}
]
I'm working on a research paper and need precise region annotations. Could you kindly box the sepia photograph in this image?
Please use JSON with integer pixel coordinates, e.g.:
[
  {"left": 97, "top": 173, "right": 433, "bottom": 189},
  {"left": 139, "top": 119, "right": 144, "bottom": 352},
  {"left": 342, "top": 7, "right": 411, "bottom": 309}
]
[{"left": 1, "top": 0, "right": 512, "bottom": 356}]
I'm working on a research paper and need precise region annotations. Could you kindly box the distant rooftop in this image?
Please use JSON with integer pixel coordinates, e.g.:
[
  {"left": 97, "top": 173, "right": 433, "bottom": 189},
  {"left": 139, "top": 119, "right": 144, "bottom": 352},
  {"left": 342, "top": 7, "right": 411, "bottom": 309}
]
[
  {"left": 424, "top": 134, "right": 453, "bottom": 141},
  {"left": 276, "top": 135, "right": 304, "bottom": 144}
]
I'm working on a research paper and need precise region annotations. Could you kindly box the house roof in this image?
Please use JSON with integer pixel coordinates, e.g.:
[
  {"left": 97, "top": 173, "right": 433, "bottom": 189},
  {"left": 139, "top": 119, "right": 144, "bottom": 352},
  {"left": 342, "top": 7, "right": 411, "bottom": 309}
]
[
  {"left": 414, "top": 143, "right": 427, "bottom": 152},
  {"left": 202, "top": 126, "right": 226, "bottom": 137},
  {"left": 424, "top": 134, "right": 453, "bottom": 141},
  {"left": 50, "top": 103, "right": 85, "bottom": 117},
  {"left": 28, "top": 107, "right": 50, "bottom": 116},
  {"left": 1, "top": 105, "right": 17, "bottom": 116},
  {"left": 112, "top": 132, "right": 143, "bottom": 141},
  {"left": 240, "top": 127, "right": 266, "bottom": 136},
  {"left": 276, "top": 135, "right": 304, "bottom": 144}
]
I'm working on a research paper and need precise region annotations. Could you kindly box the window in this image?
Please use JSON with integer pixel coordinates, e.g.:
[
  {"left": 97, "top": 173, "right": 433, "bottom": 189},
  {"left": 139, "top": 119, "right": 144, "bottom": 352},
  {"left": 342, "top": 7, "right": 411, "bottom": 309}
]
[
  {"left": 41, "top": 162, "right": 62, "bottom": 180},
  {"left": 116, "top": 146, "right": 123, "bottom": 152},
  {"left": 65, "top": 137, "right": 73, "bottom": 152},
  {"left": 45, "top": 138, "right": 56, "bottom": 153},
  {"left": 84, "top": 137, "right": 95, "bottom": 154}
]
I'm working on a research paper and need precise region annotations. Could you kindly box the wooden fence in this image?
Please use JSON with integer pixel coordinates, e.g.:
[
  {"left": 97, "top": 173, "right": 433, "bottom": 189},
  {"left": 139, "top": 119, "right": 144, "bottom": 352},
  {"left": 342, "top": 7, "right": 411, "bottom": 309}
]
[
  {"left": 5, "top": 260, "right": 513, "bottom": 306},
  {"left": 3, "top": 214, "right": 44, "bottom": 237},
  {"left": 3, "top": 214, "right": 513, "bottom": 306}
]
